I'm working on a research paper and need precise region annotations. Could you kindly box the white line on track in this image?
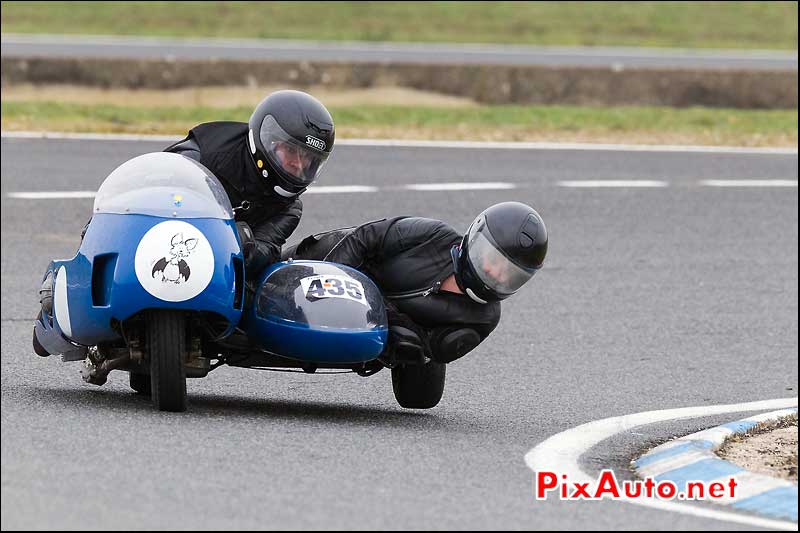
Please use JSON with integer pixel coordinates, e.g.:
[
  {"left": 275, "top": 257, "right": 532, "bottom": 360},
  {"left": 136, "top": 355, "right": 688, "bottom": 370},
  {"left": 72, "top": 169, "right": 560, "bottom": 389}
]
[
  {"left": 1, "top": 131, "right": 179, "bottom": 143},
  {"left": 304, "top": 185, "right": 379, "bottom": 194},
  {"left": 558, "top": 180, "right": 669, "bottom": 188},
  {"left": 6, "top": 186, "right": 383, "bottom": 199},
  {"left": 6, "top": 184, "right": 510, "bottom": 198},
  {"left": 6, "top": 191, "right": 97, "bottom": 199},
  {"left": 7, "top": 177, "right": 798, "bottom": 199},
  {"left": 700, "top": 179, "right": 798, "bottom": 187},
  {"left": 404, "top": 182, "right": 517, "bottom": 191},
  {"left": 524, "top": 397, "right": 798, "bottom": 530},
  {"left": 339, "top": 139, "right": 799, "bottom": 154},
  {"left": 2, "top": 131, "right": 797, "bottom": 155}
]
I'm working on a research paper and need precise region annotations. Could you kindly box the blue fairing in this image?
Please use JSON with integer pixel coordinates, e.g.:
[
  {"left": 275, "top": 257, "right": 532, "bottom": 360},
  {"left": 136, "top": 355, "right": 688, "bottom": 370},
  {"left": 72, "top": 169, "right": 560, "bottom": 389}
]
[
  {"left": 46, "top": 213, "right": 243, "bottom": 346},
  {"left": 242, "top": 261, "right": 388, "bottom": 363}
]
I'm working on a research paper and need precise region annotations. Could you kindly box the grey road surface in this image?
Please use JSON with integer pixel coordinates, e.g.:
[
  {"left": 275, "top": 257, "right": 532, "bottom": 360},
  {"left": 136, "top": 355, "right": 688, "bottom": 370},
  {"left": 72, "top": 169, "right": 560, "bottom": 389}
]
[
  {"left": 2, "top": 33, "right": 797, "bottom": 70},
  {"left": 1, "top": 138, "right": 797, "bottom": 529}
]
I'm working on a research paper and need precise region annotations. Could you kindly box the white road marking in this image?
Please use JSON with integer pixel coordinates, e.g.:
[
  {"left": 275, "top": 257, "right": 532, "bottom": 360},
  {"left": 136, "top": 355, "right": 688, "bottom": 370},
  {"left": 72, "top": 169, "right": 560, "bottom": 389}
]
[
  {"left": 714, "top": 471, "right": 795, "bottom": 504},
  {"left": 700, "top": 180, "right": 798, "bottom": 187},
  {"left": 7, "top": 177, "right": 797, "bottom": 199},
  {"left": 632, "top": 407, "right": 798, "bottom": 516},
  {"left": 305, "top": 185, "right": 379, "bottom": 194},
  {"left": 404, "top": 182, "right": 517, "bottom": 191},
  {"left": 1, "top": 131, "right": 180, "bottom": 143},
  {"left": 7, "top": 187, "right": 381, "bottom": 199},
  {"left": 558, "top": 180, "right": 669, "bottom": 188},
  {"left": 2, "top": 131, "right": 797, "bottom": 155},
  {"left": 524, "top": 397, "right": 798, "bottom": 530},
  {"left": 339, "top": 139, "right": 799, "bottom": 155},
  {"left": 7, "top": 191, "right": 96, "bottom": 199}
]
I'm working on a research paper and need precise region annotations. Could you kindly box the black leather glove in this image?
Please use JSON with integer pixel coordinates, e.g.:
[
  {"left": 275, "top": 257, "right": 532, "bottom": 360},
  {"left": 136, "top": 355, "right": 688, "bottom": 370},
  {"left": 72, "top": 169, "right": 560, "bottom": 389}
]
[
  {"left": 236, "top": 221, "right": 256, "bottom": 261},
  {"left": 383, "top": 302, "right": 432, "bottom": 364}
]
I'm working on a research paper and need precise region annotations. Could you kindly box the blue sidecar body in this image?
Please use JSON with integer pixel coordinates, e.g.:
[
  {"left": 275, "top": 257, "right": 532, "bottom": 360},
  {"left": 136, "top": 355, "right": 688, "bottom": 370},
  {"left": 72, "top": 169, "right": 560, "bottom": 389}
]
[{"left": 242, "top": 260, "right": 388, "bottom": 364}]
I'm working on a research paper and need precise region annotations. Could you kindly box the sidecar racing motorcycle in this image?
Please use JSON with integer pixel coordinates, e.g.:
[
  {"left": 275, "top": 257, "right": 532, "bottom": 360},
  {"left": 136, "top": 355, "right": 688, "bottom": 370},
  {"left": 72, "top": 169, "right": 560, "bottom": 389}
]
[{"left": 33, "top": 152, "right": 445, "bottom": 412}]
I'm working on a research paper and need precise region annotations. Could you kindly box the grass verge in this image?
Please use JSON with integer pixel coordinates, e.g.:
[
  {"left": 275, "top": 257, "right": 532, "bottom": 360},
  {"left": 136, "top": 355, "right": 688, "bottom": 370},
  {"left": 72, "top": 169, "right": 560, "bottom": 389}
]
[
  {"left": 2, "top": 1, "right": 797, "bottom": 50},
  {"left": 1, "top": 100, "right": 797, "bottom": 147}
]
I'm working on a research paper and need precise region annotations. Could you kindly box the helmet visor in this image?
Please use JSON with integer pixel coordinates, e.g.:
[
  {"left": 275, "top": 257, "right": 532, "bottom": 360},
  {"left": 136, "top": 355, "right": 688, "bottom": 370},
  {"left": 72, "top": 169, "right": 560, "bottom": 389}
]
[
  {"left": 466, "top": 222, "right": 536, "bottom": 296},
  {"left": 259, "top": 115, "right": 330, "bottom": 187}
]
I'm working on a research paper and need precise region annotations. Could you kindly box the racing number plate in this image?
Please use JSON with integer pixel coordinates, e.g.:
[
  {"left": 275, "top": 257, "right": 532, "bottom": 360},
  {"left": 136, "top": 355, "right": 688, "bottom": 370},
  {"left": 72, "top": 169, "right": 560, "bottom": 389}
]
[{"left": 300, "top": 275, "right": 367, "bottom": 305}]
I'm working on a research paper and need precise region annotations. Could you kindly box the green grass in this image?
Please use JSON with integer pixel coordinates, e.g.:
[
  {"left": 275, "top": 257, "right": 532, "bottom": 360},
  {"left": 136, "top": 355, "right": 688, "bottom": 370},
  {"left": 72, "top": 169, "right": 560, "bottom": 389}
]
[
  {"left": 2, "top": 100, "right": 796, "bottom": 146},
  {"left": 2, "top": 1, "right": 797, "bottom": 49}
]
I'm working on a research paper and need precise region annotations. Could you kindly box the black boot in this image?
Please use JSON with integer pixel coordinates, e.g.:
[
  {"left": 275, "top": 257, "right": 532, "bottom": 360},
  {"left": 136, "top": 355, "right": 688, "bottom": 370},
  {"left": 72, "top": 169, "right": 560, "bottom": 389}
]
[
  {"left": 386, "top": 325, "right": 428, "bottom": 364},
  {"left": 429, "top": 327, "right": 481, "bottom": 364}
]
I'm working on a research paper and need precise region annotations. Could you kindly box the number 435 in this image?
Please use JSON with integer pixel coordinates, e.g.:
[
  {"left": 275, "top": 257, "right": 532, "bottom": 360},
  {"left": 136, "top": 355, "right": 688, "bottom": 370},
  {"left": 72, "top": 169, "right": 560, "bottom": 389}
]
[{"left": 306, "top": 278, "right": 363, "bottom": 300}]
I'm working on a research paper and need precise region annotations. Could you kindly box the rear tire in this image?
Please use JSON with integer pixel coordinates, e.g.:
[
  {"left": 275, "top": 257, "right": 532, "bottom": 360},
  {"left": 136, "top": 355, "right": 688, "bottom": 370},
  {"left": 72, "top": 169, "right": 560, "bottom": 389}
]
[
  {"left": 147, "top": 310, "right": 187, "bottom": 412},
  {"left": 391, "top": 361, "right": 446, "bottom": 409},
  {"left": 129, "top": 372, "right": 151, "bottom": 396}
]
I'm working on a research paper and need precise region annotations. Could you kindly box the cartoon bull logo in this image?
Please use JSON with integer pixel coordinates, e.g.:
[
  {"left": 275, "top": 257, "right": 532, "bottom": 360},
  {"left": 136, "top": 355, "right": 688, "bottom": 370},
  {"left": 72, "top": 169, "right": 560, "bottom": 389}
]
[{"left": 151, "top": 233, "right": 198, "bottom": 284}]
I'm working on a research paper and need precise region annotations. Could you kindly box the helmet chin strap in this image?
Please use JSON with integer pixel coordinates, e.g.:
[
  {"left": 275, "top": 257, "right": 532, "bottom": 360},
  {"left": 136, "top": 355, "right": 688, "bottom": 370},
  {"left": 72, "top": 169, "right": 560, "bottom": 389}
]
[{"left": 465, "top": 288, "right": 488, "bottom": 304}]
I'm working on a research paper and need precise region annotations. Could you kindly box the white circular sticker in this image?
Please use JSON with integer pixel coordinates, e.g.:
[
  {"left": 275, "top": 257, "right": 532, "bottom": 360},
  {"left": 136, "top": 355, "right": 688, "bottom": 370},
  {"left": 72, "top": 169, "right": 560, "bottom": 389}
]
[{"left": 134, "top": 221, "right": 215, "bottom": 302}]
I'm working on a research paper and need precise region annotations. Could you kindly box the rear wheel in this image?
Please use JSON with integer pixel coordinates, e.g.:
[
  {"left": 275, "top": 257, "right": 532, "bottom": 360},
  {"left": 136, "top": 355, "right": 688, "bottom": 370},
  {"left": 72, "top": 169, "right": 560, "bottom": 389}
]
[
  {"left": 391, "top": 361, "right": 446, "bottom": 409},
  {"left": 147, "top": 310, "right": 187, "bottom": 412}
]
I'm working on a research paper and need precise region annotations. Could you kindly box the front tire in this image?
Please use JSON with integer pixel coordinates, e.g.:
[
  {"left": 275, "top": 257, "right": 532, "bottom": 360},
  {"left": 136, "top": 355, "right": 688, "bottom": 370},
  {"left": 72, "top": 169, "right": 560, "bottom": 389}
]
[
  {"left": 147, "top": 310, "right": 187, "bottom": 412},
  {"left": 391, "top": 361, "right": 446, "bottom": 409}
]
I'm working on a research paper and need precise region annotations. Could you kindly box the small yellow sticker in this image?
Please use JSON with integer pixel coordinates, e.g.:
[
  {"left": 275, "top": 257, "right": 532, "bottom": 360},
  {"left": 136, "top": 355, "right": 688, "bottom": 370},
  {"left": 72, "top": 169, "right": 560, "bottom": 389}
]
[{"left": 257, "top": 159, "right": 263, "bottom": 168}]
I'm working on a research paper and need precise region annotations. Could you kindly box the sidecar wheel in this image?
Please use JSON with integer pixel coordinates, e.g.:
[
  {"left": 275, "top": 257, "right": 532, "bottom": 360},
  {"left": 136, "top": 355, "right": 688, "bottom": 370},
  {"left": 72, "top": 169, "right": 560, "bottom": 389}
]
[
  {"left": 391, "top": 361, "right": 446, "bottom": 409},
  {"left": 129, "top": 372, "right": 151, "bottom": 396},
  {"left": 147, "top": 310, "right": 187, "bottom": 412}
]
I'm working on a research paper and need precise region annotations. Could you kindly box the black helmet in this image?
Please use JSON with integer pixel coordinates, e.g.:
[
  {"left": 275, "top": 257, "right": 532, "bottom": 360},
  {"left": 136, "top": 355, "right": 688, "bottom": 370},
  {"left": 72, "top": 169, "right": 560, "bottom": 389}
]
[
  {"left": 247, "top": 90, "right": 335, "bottom": 197},
  {"left": 453, "top": 202, "right": 547, "bottom": 304}
]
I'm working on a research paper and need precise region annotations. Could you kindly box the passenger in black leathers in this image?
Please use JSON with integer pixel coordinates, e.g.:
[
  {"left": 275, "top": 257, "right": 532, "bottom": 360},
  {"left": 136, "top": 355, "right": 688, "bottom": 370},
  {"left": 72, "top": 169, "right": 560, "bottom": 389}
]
[
  {"left": 165, "top": 90, "right": 335, "bottom": 279},
  {"left": 281, "top": 203, "right": 548, "bottom": 365}
]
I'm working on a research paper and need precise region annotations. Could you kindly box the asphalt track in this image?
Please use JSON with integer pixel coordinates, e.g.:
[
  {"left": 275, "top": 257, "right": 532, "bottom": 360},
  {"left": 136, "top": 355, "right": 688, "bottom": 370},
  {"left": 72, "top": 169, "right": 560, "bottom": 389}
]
[
  {"left": 1, "top": 34, "right": 797, "bottom": 70},
  {"left": 1, "top": 137, "right": 797, "bottom": 529}
]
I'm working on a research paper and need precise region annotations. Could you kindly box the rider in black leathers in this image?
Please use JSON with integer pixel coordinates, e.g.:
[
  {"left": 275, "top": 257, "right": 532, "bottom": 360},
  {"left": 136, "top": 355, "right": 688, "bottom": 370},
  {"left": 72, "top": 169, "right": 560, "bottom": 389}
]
[
  {"left": 165, "top": 90, "right": 335, "bottom": 278},
  {"left": 282, "top": 203, "right": 548, "bottom": 365}
]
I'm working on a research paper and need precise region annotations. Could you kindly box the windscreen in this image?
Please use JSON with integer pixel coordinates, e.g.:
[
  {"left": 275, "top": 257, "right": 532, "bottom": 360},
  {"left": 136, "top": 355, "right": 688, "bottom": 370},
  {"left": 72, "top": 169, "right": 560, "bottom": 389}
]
[{"left": 93, "top": 152, "right": 233, "bottom": 219}]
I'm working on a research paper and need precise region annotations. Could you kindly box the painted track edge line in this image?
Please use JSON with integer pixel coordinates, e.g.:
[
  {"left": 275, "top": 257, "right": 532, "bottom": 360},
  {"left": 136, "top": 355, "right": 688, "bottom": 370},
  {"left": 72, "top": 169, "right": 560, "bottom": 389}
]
[{"left": 2, "top": 131, "right": 796, "bottom": 154}]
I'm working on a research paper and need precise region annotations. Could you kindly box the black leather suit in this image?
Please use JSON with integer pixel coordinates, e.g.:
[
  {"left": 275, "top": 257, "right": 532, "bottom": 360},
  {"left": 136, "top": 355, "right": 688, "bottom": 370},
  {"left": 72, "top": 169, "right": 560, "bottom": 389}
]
[
  {"left": 282, "top": 217, "right": 501, "bottom": 363},
  {"left": 165, "top": 121, "right": 302, "bottom": 278}
]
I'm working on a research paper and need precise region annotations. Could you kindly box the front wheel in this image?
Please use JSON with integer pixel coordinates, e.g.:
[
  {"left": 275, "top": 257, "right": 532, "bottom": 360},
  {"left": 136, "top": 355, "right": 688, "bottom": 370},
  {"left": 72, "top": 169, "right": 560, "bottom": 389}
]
[
  {"left": 147, "top": 310, "right": 187, "bottom": 412},
  {"left": 391, "top": 361, "right": 446, "bottom": 409}
]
